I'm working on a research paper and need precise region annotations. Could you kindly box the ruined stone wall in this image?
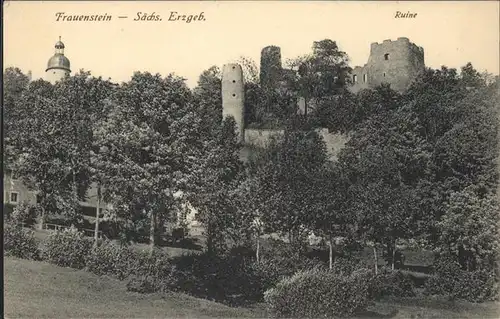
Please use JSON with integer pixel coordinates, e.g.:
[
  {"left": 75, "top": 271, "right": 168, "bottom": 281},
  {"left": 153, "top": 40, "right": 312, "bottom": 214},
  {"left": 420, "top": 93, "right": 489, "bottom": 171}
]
[
  {"left": 244, "top": 128, "right": 349, "bottom": 161},
  {"left": 350, "top": 65, "right": 370, "bottom": 93}
]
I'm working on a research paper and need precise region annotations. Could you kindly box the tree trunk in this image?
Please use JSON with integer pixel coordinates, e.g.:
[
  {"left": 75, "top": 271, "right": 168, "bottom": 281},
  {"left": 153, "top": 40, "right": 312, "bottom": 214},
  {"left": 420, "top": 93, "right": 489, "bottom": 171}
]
[
  {"left": 72, "top": 170, "right": 78, "bottom": 199},
  {"left": 391, "top": 239, "right": 396, "bottom": 270},
  {"left": 304, "top": 98, "right": 308, "bottom": 117},
  {"left": 256, "top": 234, "right": 260, "bottom": 264},
  {"left": 94, "top": 186, "right": 101, "bottom": 246},
  {"left": 39, "top": 205, "right": 46, "bottom": 230},
  {"left": 329, "top": 234, "right": 333, "bottom": 270},
  {"left": 149, "top": 209, "right": 156, "bottom": 252},
  {"left": 373, "top": 245, "right": 378, "bottom": 275}
]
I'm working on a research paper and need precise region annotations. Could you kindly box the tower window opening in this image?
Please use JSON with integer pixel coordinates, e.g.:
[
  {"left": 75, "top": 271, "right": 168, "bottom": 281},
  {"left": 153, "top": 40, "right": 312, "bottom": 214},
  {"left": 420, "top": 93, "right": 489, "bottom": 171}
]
[
  {"left": 363, "top": 74, "right": 367, "bottom": 83},
  {"left": 232, "top": 80, "right": 236, "bottom": 83},
  {"left": 384, "top": 53, "right": 390, "bottom": 60},
  {"left": 232, "top": 94, "right": 236, "bottom": 97},
  {"left": 383, "top": 73, "right": 386, "bottom": 77},
  {"left": 353, "top": 74, "right": 358, "bottom": 83}
]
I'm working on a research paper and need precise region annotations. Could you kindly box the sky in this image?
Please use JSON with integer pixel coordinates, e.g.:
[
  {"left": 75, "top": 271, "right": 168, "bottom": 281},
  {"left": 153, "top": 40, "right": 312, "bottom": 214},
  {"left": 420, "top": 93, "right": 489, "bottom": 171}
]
[{"left": 3, "top": 1, "right": 499, "bottom": 88}]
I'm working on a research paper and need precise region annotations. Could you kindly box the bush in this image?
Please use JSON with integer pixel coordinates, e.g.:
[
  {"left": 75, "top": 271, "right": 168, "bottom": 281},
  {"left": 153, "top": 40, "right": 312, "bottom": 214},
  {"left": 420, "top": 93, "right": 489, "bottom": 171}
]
[
  {"left": 257, "top": 239, "right": 325, "bottom": 285},
  {"left": 131, "top": 249, "right": 173, "bottom": 292},
  {"left": 165, "top": 252, "right": 271, "bottom": 305},
  {"left": 4, "top": 221, "right": 40, "bottom": 260},
  {"left": 43, "top": 227, "right": 92, "bottom": 269},
  {"left": 264, "top": 268, "right": 371, "bottom": 318},
  {"left": 85, "top": 240, "right": 138, "bottom": 279},
  {"left": 331, "top": 257, "right": 366, "bottom": 275},
  {"left": 86, "top": 242, "right": 174, "bottom": 292},
  {"left": 424, "top": 255, "right": 498, "bottom": 302},
  {"left": 369, "top": 268, "right": 416, "bottom": 300},
  {"left": 166, "top": 253, "right": 235, "bottom": 301},
  {"left": 11, "top": 202, "right": 39, "bottom": 226}
]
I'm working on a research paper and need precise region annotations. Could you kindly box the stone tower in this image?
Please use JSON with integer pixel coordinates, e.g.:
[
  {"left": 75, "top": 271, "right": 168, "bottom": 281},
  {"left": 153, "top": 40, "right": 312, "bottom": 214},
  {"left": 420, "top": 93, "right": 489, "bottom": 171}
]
[
  {"left": 350, "top": 37, "right": 425, "bottom": 93},
  {"left": 222, "top": 64, "right": 245, "bottom": 142},
  {"left": 45, "top": 37, "right": 71, "bottom": 84},
  {"left": 260, "top": 46, "right": 282, "bottom": 88}
]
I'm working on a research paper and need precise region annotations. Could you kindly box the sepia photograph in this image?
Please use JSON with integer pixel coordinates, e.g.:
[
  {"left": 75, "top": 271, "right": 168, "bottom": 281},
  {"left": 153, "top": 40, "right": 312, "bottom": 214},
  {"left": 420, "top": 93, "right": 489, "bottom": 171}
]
[{"left": 2, "top": 1, "right": 500, "bottom": 318}]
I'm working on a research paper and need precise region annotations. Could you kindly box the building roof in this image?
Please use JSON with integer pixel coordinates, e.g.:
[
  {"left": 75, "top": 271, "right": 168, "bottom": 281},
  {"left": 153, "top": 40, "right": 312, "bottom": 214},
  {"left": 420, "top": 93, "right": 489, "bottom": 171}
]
[
  {"left": 46, "top": 38, "right": 71, "bottom": 72},
  {"left": 46, "top": 54, "right": 71, "bottom": 72}
]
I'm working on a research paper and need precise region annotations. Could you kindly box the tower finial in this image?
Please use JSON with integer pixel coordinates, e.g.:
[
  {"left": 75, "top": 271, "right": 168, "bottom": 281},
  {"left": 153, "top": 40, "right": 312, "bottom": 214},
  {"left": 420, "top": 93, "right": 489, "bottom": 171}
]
[{"left": 59, "top": 36, "right": 61, "bottom": 41}]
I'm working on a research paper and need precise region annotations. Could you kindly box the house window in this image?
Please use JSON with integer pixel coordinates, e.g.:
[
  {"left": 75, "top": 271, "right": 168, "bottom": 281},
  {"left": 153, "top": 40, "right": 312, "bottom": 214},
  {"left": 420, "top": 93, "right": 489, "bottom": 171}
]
[
  {"left": 353, "top": 74, "right": 358, "bottom": 83},
  {"left": 363, "top": 74, "right": 367, "bottom": 83},
  {"left": 10, "top": 192, "right": 19, "bottom": 204},
  {"left": 384, "top": 53, "right": 390, "bottom": 60}
]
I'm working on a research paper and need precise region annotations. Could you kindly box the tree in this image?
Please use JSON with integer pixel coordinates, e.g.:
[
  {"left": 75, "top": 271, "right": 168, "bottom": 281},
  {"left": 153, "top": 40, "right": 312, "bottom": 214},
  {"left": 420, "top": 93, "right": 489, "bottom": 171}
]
[
  {"left": 193, "top": 66, "right": 222, "bottom": 139},
  {"left": 93, "top": 72, "right": 203, "bottom": 251},
  {"left": 7, "top": 72, "right": 114, "bottom": 227},
  {"left": 3, "top": 67, "right": 31, "bottom": 172},
  {"left": 312, "top": 162, "right": 354, "bottom": 269},
  {"left": 286, "top": 39, "right": 352, "bottom": 116},
  {"left": 246, "top": 129, "right": 328, "bottom": 244},
  {"left": 338, "top": 86, "right": 433, "bottom": 271},
  {"left": 438, "top": 188, "right": 499, "bottom": 272},
  {"left": 189, "top": 116, "right": 245, "bottom": 256}
]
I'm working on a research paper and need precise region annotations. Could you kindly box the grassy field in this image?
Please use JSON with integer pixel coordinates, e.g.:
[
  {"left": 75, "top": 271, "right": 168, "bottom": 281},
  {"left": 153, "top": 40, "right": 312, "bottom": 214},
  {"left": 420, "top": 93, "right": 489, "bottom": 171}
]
[
  {"left": 5, "top": 257, "right": 500, "bottom": 319},
  {"left": 4, "top": 257, "right": 265, "bottom": 318}
]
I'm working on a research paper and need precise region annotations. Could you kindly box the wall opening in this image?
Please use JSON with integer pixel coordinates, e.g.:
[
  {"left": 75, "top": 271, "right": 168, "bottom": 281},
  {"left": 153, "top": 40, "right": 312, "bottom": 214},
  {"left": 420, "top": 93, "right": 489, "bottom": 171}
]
[
  {"left": 383, "top": 73, "right": 386, "bottom": 77},
  {"left": 10, "top": 192, "right": 19, "bottom": 204},
  {"left": 352, "top": 74, "right": 358, "bottom": 83},
  {"left": 384, "top": 53, "right": 390, "bottom": 60},
  {"left": 232, "top": 94, "right": 236, "bottom": 97},
  {"left": 363, "top": 74, "right": 367, "bottom": 83}
]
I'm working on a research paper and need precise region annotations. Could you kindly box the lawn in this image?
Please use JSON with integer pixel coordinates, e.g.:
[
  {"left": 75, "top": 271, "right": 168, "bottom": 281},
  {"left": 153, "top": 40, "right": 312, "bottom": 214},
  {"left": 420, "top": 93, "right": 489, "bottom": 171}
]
[
  {"left": 5, "top": 257, "right": 500, "bottom": 319},
  {"left": 4, "top": 257, "right": 265, "bottom": 318}
]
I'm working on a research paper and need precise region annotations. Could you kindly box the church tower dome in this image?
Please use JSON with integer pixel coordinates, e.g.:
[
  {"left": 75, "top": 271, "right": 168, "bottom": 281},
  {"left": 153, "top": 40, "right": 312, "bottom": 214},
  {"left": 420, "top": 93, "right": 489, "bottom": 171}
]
[{"left": 45, "top": 36, "right": 71, "bottom": 84}]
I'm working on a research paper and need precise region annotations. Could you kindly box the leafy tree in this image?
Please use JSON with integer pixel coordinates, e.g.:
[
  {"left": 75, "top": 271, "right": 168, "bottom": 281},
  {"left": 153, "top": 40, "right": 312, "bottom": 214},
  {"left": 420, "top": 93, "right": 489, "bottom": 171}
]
[
  {"left": 312, "top": 162, "right": 354, "bottom": 269},
  {"left": 238, "top": 56, "right": 260, "bottom": 85},
  {"left": 438, "top": 188, "right": 499, "bottom": 272},
  {"left": 286, "top": 39, "right": 352, "bottom": 116},
  {"left": 193, "top": 66, "right": 222, "bottom": 139},
  {"left": 93, "top": 72, "right": 203, "bottom": 250},
  {"left": 189, "top": 116, "right": 245, "bottom": 256},
  {"left": 3, "top": 67, "right": 31, "bottom": 172},
  {"left": 8, "top": 72, "right": 113, "bottom": 226},
  {"left": 338, "top": 87, "right": 433, "bottom": 271},
  {"left": 246, "top": 129, "right": 328, "bottom": 244}
]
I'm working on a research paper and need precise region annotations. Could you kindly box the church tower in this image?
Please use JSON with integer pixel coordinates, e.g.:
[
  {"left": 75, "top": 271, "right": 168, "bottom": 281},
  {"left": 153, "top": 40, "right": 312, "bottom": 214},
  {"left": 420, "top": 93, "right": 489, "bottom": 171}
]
[{"left": 45, "top": 37, "right": 71, "bottom": 84}]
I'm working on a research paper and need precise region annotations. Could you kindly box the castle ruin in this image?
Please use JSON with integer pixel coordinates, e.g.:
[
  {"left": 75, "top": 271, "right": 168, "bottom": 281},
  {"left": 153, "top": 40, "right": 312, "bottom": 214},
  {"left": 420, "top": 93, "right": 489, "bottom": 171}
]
[
  {"left": 350, "top": 37, "right": 425, "bottom": 93},
  {"left": 221, "top": 37, "right": 426, "bottom": 158}
]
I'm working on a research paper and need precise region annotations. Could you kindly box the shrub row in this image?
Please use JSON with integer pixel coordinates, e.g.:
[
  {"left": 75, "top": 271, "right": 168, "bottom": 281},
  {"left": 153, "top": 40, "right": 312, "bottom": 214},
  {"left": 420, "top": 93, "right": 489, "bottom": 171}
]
[{"left": 8, "top": 219, "right": 495, "bottom": 312}]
